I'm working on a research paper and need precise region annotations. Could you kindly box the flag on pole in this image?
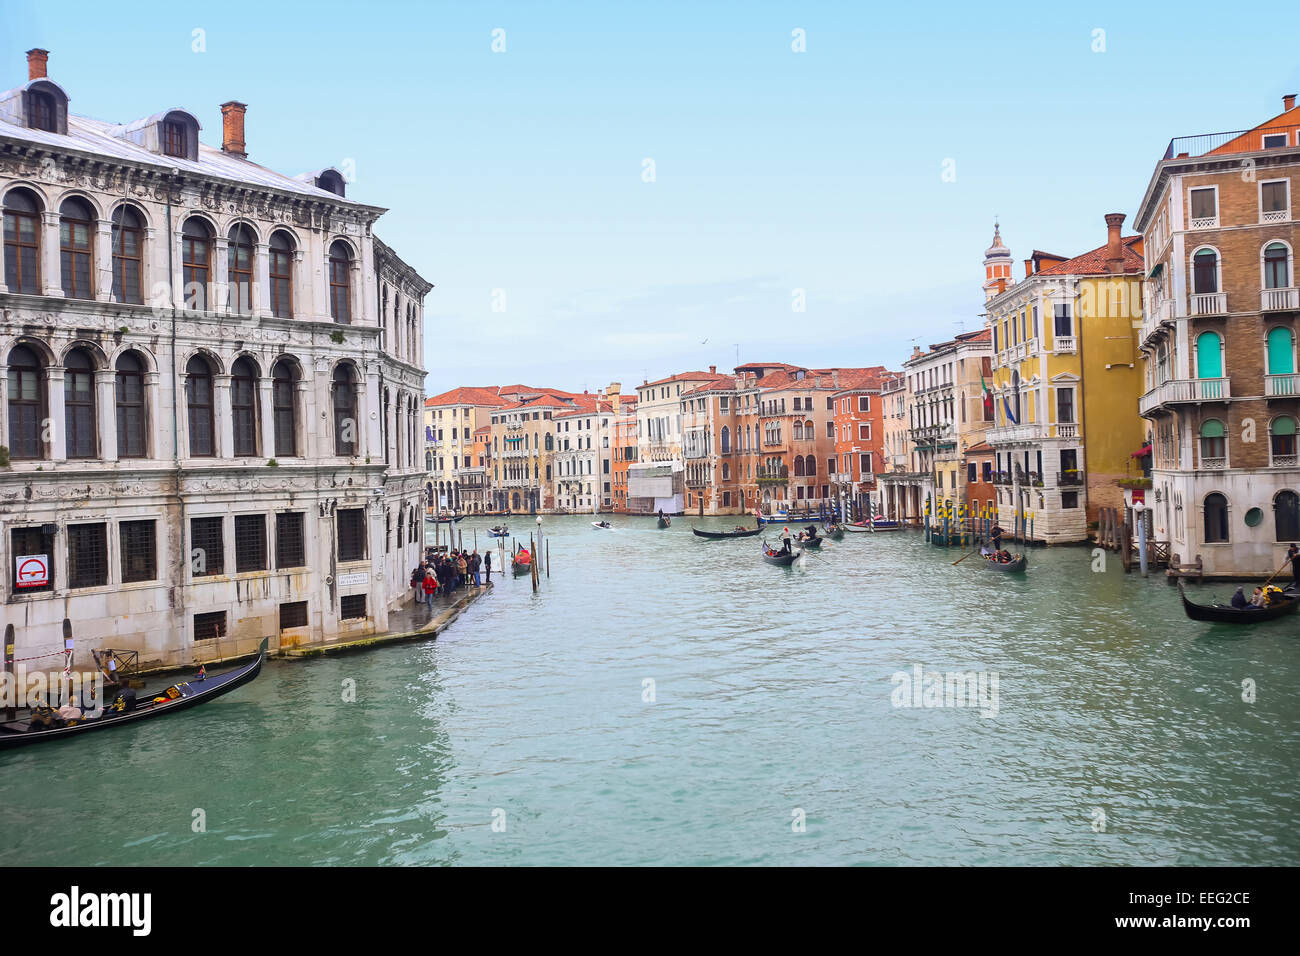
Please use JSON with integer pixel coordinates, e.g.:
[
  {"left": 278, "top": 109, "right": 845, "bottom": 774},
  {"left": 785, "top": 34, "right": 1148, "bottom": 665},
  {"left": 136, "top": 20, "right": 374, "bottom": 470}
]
[
  {"left": 1002, "top": 395, "right": 1019, "bottom": 425},
  {"left": 980, "top": 369, "right": 994, "bottom": 420}
]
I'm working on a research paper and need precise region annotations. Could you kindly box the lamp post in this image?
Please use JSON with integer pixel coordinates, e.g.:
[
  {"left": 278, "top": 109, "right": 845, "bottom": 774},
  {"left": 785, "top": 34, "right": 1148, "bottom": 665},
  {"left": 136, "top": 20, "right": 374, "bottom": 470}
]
[{"left": 1133, "top": 500, "right": 1148, "bottom": 577}]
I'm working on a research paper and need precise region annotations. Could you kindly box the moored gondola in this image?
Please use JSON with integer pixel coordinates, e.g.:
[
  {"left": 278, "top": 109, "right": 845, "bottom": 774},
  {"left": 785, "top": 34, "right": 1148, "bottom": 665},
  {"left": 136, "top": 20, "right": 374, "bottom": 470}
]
[
  {"left": 486, "top": 525, "right": 510, "bottom": 537},
  {"left": 761, "top": 540, "right": 801, "bottom": 566},
  {"left": 0, "top": 639, "right": 267, "bottom": 750},
  {"left": 692, "top": 524, "right": 762, "bottom": 539},
  {"left": 1179, "top": 582, "right": 1299, "bottom": 623}
]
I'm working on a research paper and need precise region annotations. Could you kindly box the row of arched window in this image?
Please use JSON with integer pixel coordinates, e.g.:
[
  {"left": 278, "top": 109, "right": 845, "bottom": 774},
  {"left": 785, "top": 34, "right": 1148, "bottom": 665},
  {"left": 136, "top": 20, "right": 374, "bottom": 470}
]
[
  {"left": 792, "top": 455, "right": 818, "bottom": 477},
  {"left": 2, "top": 187, "right": 354, "bottom": 322},
  {"left": 1203, "top": 490, "right": 1300, "bottom": 543},
  {"left": 1192, "top": 328, "right": 1297, "bottom": 379},
  {"left": 4, "top": 343, "right": 372, "bottom": 462},
  {"left": 1197, "top": 416, "right": 1297, "bottom": 466},
  {"left": 1191, "top": 242, "right": 1293, "bottom": 294}
]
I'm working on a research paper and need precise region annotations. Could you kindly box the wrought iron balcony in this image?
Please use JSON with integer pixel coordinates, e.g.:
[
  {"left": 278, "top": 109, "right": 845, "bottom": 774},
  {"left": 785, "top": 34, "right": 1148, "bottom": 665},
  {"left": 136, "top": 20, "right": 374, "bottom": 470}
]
[{"left": 1057, "top": 470, "right": 1084, "bottom": 486}]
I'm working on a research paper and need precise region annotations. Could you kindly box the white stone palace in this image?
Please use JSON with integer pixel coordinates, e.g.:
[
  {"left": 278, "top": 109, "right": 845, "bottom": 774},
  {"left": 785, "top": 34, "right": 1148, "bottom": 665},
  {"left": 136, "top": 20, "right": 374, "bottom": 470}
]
[{"left": 1, "top": 49, "right": 431, "bottom": 668}]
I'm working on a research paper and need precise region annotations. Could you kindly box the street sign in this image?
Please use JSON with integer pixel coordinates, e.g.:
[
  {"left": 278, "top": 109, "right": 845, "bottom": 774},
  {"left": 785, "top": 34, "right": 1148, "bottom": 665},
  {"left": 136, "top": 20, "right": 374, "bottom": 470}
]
[{"left": 16, "top": 554, "right": 49, "bottom": 589}]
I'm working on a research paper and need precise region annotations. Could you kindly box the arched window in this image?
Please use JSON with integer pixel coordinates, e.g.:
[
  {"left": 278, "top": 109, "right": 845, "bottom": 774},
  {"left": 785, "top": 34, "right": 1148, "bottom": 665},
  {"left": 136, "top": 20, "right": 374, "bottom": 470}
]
[
  {"left": 29, "top": 90, "right": 57, "bottom": 132},
  {"left": 1196, "top": 331, "right": 1223, "bottom": 378},
  {"left": 6, "top": 344, "right": 45, "bottom": 458},
  {"left": 181, "top": 219, "right": 212, "bottom": 311},
  {"left": 793, "top": 455, "right": 805, "bottom": 477},
  {"left": 111, "top": 206, "right": 143, "bottom": 304},
  {"left": 1193, "top": 249, "right": 1219, "bottom": 294},
  {"left": 333, "top": 364, "right": 357, "bottom": 456},
  {"left": 115, "top": 351, "right": 146, "bottom": 458},
  {"left": 227, "top": 224, "right": 255, "bottom": 316},
  {"left": 804, "top": 419, "right": 814, "bottom": 438},
  {"left": 1271, "top": 416, "right": 1296, "bottom": 465},
  {"left": 806, "top": 455, "right": 816, "bottom": 476},
  {"left": 269, "top": 231, "right": 294, "bottom": 318},
  {"left": 1204, "top": 492, "right": 1229, "bottom": 543},
  {"left": 1200, "top": 419, "right": 1225, "bottom": 464},
  {"left": 64, "top": 348, "right": 96, "bottom": 458},
  {"left": 1267, "top": 327, "right": 1295, "bottom": 376},
  {"left": 59, "top": 197, "right": 95, "bottom": 299},
  {"left": 1275, "top": 491, "right": 1300, "bottom": 541},
  {"left": 186, "top": 355, "right": 215, "bottom": 456},
  {"left": 1264, "top": 242, "right": 1290, "bottom": 290},
  {"left": 328, "top": 240, "right": 351, "bottom": 323},
  {"left": 231, "top": 357, "right": 258, "bottom": 456},
  {"left": 793, "top": 421, "right": 803, "bottom": 440},
  {"left": 272, "top": 360, "right": 297, "bottom": 457},
  {"left": 720, "top": 425, "right": 730, "bottom": 453},
  {"left": 3, "top": 189, "right": 41, "bottom": 294}
]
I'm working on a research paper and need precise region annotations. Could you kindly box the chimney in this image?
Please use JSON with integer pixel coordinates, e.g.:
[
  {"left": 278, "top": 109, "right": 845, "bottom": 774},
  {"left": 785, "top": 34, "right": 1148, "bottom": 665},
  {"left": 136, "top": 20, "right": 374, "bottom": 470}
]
[
  {"left": 1285, "top": 94, "right": 1297, "bottom": 112},
  {"left": 220, "top": 101, "right": 247, "bottom": 157},
  {"left": 26, "top": 48, "right": 48, "bottom": 81},
  {"left": 1105, "top": 212, "right": 1126, "bottom": 273},
  {"left": 709, "top": 365, "right": 716, "bottom": 375},
  {"left": 1024, "top": 259, "right": 1033, "bottom": 278}
]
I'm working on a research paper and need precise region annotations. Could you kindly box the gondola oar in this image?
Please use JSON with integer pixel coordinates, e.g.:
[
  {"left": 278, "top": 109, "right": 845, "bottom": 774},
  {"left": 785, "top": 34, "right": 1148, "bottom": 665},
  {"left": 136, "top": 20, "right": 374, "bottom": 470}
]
[
  {"left": 1260, "top": 556, "right": 1293, "bottom": 590},
  {"left": 952, "top": 546, "right": 984, "bottom": 566}
]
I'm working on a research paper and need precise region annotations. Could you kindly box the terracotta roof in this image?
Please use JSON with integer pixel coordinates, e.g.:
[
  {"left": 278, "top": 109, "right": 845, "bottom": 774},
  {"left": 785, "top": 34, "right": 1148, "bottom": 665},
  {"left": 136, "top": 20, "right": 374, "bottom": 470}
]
[
  {"left": 640, "top": 371, "right": 728, "bottom": 389},
  {"left": 1035, "top": 236, "right": 1144, "bottom": 276},
  {"left": 965, "top": 441, "right": 995, "bottom": 455},
  {"left": 424, "top": 386, "right": 510, "bottom": 408}
]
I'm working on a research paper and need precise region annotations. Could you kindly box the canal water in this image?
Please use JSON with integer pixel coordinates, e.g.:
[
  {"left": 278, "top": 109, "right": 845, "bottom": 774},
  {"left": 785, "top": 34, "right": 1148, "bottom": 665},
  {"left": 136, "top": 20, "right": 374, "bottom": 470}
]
[{"left": 2, "top": 515, "right": 1298, "bottom": 866}]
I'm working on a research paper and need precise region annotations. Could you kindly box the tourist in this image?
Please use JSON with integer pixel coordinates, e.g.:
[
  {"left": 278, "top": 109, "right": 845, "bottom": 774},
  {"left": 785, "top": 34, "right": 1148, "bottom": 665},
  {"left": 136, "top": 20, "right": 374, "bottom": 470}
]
[
  {"left": 57, "top": 697, "right": 82, "bottom": 723},
  {"left": 410, "top": 563, "right": 425, "bottom": 602},
  {"left": 1250, "top": 586, "right": 1268, "bottom": 608},
  {"left": 1231, "top": 587, "right": 1249, "bottom": 609},
  {"left": 422, "top": 569, "right": 438, "bottom": 607},
  {"left": 457, "top": 552, "right": 469, "bottom": 587},
  {"left": 484, "top": 550, "right": 493, "bottom": 583},
  {"left": 469, "top": 550, "right": 482, "bottom": 586}
]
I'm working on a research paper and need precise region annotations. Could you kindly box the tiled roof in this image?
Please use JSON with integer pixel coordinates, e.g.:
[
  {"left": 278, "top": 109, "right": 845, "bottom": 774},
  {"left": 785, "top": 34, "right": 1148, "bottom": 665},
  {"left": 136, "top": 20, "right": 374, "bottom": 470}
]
[
  {"left": 1035, "top": 236, "right": 1144, "bottom": 276},
  {"left": 424, "top": 386, "right": 510, "bottom": 408},
  {"left": 640, "top": 371, "right": 726, "bottom": 389}
]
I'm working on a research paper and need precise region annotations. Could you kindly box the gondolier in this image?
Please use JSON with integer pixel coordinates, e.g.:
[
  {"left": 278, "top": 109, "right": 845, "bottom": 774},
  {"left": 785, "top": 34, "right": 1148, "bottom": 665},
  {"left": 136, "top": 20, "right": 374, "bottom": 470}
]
[{"left": 990, "top": 523, "right": 1004, "bottom": 550}]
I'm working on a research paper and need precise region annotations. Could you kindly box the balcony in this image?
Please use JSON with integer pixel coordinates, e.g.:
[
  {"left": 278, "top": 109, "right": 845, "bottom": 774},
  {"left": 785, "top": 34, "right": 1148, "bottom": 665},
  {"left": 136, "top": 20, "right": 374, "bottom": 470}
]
[
  {"left": 1164, "top": 123, "right": 1300, "bottom": 160},
  {"left": 1139, "top": 377, "right": 1231, "bottom": 415},
  {"left": 1140, "top": 298, "right": 1176, "bottom": 345},
  {"left": 1190, "top": 292, "right": 1227, "bottom": 316},
  {"left": 756, "top": 465, "right": 789, "bottom": 485},
  {"left": 1052, "top": 335, "right": 1077, "bottom": 354},
  {"left": 1057, "top": 470, "right": 1084, "bottom": 486},
  {"left": 1266, "top": 373, "right": 1300, "bottom": 397},
  {"left": 1262, "top": 288, "right": 1299, "bottom": 312},
  {"left": 992, "top": 470, "right": 1011, "bottom": 485},
  {"left": 1200, "top": 457, "right": 1227, "bottom": 470}
]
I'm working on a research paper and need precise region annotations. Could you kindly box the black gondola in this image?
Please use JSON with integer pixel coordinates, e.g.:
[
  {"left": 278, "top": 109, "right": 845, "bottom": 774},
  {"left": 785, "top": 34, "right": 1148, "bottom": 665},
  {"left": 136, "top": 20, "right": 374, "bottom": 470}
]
[
  {"left": 692, "top": 525, "right": 762, "bottom": 539},
  {"left": 981, "top": 552, "right": 1027, "bottom": 573},
  {"left": 796, "top": 532, "right": 822, "bottom": 549},
  {"left": 657, "top": 516, "right": 671, "bottom": 529},
  {"left": 0, "top": 639, "right": 267, "bottom": 750},
  {"left": 824, "top": 524, "right": 845, "bottom": 540},
  {"left": 1179, "top": 582, "right": 1300, "bottom": 623},
  {"left": 761, "top": 540, "right": 801, "bottom": 566}
]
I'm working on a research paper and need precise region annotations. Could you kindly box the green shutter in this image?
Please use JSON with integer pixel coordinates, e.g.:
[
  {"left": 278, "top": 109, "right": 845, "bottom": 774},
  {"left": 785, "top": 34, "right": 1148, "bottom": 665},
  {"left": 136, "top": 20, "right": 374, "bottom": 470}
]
[
  {"left": 1201, "top": 419, "right": 1225, "bottom": 439},
  {"left": 1267, "top": 327, "right": 1295, "bottom": 374},
  {"left": 1273, "top": 416, "right": 1296, "bottom": 436},
  {"left": 1196, "top": 332, "right": 1223, "bottom": 378}
]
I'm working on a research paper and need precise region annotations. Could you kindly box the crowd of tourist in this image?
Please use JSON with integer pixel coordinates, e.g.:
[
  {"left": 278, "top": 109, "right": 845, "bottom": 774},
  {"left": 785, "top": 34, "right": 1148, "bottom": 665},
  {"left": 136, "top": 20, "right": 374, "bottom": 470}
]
[{"left": 410, "top": 547, "right": 491, "bottom": 607}]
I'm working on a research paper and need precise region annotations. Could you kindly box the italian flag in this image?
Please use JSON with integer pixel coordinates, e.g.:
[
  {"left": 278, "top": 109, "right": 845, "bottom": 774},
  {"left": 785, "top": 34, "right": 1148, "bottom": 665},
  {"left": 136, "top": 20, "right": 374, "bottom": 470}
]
[{"left": 980, "top": 369, "right": 994, "bottom": 419}]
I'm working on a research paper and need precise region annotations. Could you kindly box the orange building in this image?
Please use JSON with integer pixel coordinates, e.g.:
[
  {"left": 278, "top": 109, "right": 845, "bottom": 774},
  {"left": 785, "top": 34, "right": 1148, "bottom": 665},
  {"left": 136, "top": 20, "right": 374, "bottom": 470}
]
[{"left": 611, "top": 397, "right": 639, "bottom": 513}]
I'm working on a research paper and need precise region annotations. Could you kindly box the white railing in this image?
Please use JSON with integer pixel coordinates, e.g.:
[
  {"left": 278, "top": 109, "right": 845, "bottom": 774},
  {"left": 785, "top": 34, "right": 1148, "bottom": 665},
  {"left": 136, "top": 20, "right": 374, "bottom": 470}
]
[
  {"left": 1053, "top": 335, "right": 1077, "bottom": 353},
  {"left": 1191, "top": 292, "right": 1227, "bottom": 315},
  {"left": 1272, "top": 454, "right": 1298, "bottom": 467},
  {"left": 1055, "top": 422, "right": 1078, "bottom": 439},
  {"left": 987, "top": 423, "right": 1046, "bottom": 444},
  {"left": 1262, "top": 209, "right": 1289, "bottom": 223},
  {"left": 1266, "top": 373, "right": 1300, "bottom": 396},
  {"left": 1190, "top": 216, "right": 1219, "bottom": 229},
  {"left": 1139, "top": 377, "right": 1231, "bottom": 415},
  {"left": 1201, "top": 456, "right": 1227, "bottom": 470},
  {"left": 1261, "top": 287, "right": 1299, "bottom": 311}
]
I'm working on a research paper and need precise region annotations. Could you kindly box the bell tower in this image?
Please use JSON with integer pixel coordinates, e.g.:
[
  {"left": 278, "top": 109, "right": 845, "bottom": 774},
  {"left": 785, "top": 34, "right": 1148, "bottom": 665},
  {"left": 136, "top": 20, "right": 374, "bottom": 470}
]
[{"left": 983, "top": 220, "right": 1013, "bottom": 301}]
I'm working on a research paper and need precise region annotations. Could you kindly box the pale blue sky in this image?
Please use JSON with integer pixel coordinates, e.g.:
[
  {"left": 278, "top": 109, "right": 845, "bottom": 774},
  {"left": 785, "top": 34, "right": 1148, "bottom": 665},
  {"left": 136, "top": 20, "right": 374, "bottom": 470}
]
[{"left": 6, "top": 1, "right": 1300, "bottom": 394}]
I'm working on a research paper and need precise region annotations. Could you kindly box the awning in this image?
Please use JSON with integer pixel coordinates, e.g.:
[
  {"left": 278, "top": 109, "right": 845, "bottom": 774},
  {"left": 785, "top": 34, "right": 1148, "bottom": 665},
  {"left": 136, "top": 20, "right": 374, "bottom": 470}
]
[
  {"left": 1147, "top": 262, "right": 1164, "bottom": 281},
  {"left": 1131, "top": 444, "right": 1152, "bottom": 458}
]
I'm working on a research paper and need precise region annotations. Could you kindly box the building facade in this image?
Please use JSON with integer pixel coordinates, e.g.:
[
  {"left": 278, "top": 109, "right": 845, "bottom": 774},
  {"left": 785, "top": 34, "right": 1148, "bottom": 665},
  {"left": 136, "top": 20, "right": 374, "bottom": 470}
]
[
  {"left": 423, "top": 386, "right": 506, "bottom": 514},
  {"left": 0, "top": 49, "right": 429, "bottom": 668}
]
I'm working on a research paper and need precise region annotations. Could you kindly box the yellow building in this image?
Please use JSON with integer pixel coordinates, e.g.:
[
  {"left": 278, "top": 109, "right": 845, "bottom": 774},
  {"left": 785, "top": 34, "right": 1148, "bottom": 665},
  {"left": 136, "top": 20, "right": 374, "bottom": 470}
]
[
  {"left": 984, "top": 215, "right": 1146, "bottom": 543},
  {"left": 487, "top": 393, "right": 569, "bottom": 513},
  {"left": 423, "top": 387, "right": 508, "bottom": 513}
]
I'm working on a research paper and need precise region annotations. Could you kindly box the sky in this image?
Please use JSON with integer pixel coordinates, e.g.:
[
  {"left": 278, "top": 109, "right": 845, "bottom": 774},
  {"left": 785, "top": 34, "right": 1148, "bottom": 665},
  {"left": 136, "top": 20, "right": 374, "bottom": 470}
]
[{"left": 6, "top": 0, "right": 1300, "bottom": 396}]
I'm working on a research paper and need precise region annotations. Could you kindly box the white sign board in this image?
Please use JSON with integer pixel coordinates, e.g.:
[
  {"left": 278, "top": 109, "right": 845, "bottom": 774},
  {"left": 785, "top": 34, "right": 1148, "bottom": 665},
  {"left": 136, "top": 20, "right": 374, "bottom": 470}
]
[
  {"left": 337, "top": 572, "right": 368, "bottom": 586},
  {"left": 16, "top": 554, "right": 49, "bottom": 589}
]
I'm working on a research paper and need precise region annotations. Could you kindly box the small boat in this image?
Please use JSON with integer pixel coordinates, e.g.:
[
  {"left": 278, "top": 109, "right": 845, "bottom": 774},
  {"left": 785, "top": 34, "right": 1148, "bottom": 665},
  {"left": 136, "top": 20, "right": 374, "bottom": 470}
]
[
  {"left": 657, "top": 515, "right": 671, "bottom": 529},
  {"left": 426, "top": 514, "right": 464, "bottom": 525},
  {"left": 796, "top": 531, "right": 823, "bottom": 549},
  {"left": 512, "top": 551, "right": 533, "bottom": 576},
  {"left": 1178, "top": 582, "right": 1300, "bottom": 623},
  {"left": 824, "top": 524, "right": 845, "bottom": 541},
  {"left": 981, "top": 552, "right": 1028, "bottom": 573},
  {"left": 591, "top": 521, "right": 614, "bottom": 531},
  {"left": 0, "top": 639, "right": 267, "bottom": 750},
  {"left": 761, "top": 539, "right": 801, "bottom": 566},
  {"left": 487, "top": 526, "right": 510, "bottom": 538},
  {"left": 692, "top": 525, "right": 762, "bottom": 540}
]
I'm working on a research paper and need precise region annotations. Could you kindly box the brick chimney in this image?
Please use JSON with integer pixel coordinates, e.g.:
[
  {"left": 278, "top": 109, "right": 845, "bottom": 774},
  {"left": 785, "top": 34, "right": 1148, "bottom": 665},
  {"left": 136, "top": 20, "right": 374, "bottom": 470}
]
[
  {"left": 26, "top": 48, "right": 48, "bottom": 80},
  {"left": 1285, "top": 93, "right": 1297, "bottom": 112},
  {"left": 1024, "top": 259, "right": 1033, "bottom": 278},
  {"left": 1105, "top": 213, "right": 1126, "bottom": 274},
  {"left": 709, "top": 365, "right": 716, "bottom": 375},
  {"left": 220, "top": 101, "right": 247, "bottom": 157}
]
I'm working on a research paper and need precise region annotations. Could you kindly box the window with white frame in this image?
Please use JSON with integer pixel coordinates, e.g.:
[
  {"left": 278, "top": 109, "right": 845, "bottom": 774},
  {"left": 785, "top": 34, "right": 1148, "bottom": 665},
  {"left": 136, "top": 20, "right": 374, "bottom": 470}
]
[
  {"left": 1261, "top": 180, "right": 1290, "bottom": 223},
  {"left": 1189, "top": 187, "right": 1218, "bottom": 228},
  {"left": 1262, "top": 132, "right": 1289, "bottom": 149}
]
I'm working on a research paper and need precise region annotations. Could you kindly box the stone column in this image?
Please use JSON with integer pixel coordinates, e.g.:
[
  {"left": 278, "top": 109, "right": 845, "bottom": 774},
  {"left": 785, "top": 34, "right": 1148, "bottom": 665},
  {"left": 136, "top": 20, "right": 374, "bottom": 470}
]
[
  {"left": 359, "top": 373, "right": 378, "bottom": 459},
  {"left": 214, "top": 373, "right": 233, "bottom": 458},
  {"left": 258, "top": 376, "right": 275, "bottom": 459},
  {"left": 171, "top": 228, "right": 185, "bottom": 311},
  {"left": 146, "top": 371, "right": 163, "bottom": 460},
  {"left": 95, "top": 369, "right": 117, "bottom": 461},
  {"left": 46, "top": 366, "right": 67, "bottom": 461},
  {"left": 254, "top": 241, "right": 271, "bottom": 318},
  {"left": 213, "top": 236, "right": 229, "bottom": 313},
  {"left": 0, "top": 365, "right": 8, "bottom": 448},
  {"left": 295, "top": 378, "right": 311, "bottom": 459},
  {"left": 94, "top": 219, "right": 112, "bottom": 302},
  {"left": 291, "top": 248, "right": 305, "bottom": 319},
  {"left": 41, "top": 210, "right": 63, "bottom": 297}
]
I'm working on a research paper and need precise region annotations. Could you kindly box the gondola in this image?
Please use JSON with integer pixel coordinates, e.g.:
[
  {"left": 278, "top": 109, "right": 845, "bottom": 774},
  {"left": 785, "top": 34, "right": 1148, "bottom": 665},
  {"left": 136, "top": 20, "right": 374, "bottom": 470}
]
[
  {"left": 823, "top": 524, "right": 845, "bottom": 541},
  {"left": 981, "top": 552, "right": 1028, "bottom": 573},
  {"left": 0, "top": 639, "right": 267, "bottom": 750},
  {"left": 761, "top": 540, "right": 801, "bottom": 566},
  {"left": 796, "top": 532, "right": 823, "bottom": 549},
  {"left": 592, "top": 521, "right": 614, "bottom": 531},
  {"left": 692, "top": 525, "right": 762, "bottom": 539},
  {"left": 512, "top": 552, "right": 533, "bottom": 575},
  {"left": 486, "top": 526, "right": 510, "bottom": 537},
  {"left": 1178, "top": 582, "right": 1300, "bottom": 623},
  {"left": 657, "top": 516, "right": 671, "bottom": 529}
]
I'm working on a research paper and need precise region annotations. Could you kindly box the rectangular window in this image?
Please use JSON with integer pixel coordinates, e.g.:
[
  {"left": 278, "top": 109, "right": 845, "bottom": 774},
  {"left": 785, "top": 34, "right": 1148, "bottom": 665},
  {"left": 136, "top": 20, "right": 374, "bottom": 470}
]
[
  {"left": 1262, "top": 132, "right": 1288, "bottom": 149},
  {"left": 163, "top": 120, "right": 187, "bottom": 158},
  {"left": 982, "top": 461, "right": 992, "bottom": 482},
  {"left": 190, "top": 516, "right": 224, "bottom": 577},
  {"left": 968, "top": 462, "right": 977, "bottom": 483},
  {"left": 1061, "top": 491, "right": 1080, "bottom": 510},
  {"left": 194, "top": 611, "right": 226, "bottom": 641},
  {"left": 858, "top": 396, "right": 869, "bottom": 412},
  {"left": 11, "top": 526, "right": 53, "bottom": 593},
  {"left": 937, "top": 471, "right": 944, "bottom": 490},
  {"left": 341, "top": 594, "right": 367, "bottom": 620},
  {"left": 1189, "top": 187, "right": 1217, "bottom": 222},
  {"left": 826, "top": 421, "right": 834, "bottom": 438},
  {"left": 827, "top": 457, "right": 836, "bottom": 475},
  {"left": 67, "top": 523, "right": 108, "bottom": 589},
  {"left": 860, "top": 453, "right": 871, "bottom": 474},
  {"left": 858, "top": 423, "right": 870, "bottom": 440},
  {"left": 1262, "top": 180, "right": 1290, "bottom": 219},
  {"left": 120, "top": 520, "right": 157, "bottom": 583},
  {"left": 279, "top": 601, "right": 308, "bottom": 629},
  {"left": 1056, "top": 388, "right": 1075, "bottom": 424},
  {"left": 337, "top": 508, "right": 366, "bottom": 562},
  {"left": 234, "top": 514, "right": 267, "bottom": 573},
  {"left": 1054, "top": 304, "right": 1072, "bottom": 337}
]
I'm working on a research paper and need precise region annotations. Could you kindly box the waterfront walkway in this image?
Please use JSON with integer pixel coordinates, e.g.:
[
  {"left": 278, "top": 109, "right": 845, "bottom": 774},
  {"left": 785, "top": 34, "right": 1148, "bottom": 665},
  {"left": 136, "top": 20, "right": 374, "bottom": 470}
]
[{"left": 279, "top": 585, "right": 489, "bottom": 659}]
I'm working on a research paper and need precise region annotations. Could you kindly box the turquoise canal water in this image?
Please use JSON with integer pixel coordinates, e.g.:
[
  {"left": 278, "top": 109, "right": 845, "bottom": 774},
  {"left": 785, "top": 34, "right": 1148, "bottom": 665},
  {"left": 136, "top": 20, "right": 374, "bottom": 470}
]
[{"left": 2, "top": 515, "right": 1298, "bottom": 866}]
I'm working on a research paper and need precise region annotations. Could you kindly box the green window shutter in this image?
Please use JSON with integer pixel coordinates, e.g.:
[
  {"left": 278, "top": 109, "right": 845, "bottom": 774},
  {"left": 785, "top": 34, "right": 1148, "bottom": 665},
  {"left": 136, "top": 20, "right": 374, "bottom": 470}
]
[
  {"left": 1201, "top": 419, "right": 1225, "bottom": 439},
  {"left": 1273, "top": 416, "right": 1296, "bottom": 436},
  {"left": 1196, "top": 331, "right": 1223, "bottom": 378},
  {"left": 1267, "top": 327, "right": 1295, "bottom": 375}
]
